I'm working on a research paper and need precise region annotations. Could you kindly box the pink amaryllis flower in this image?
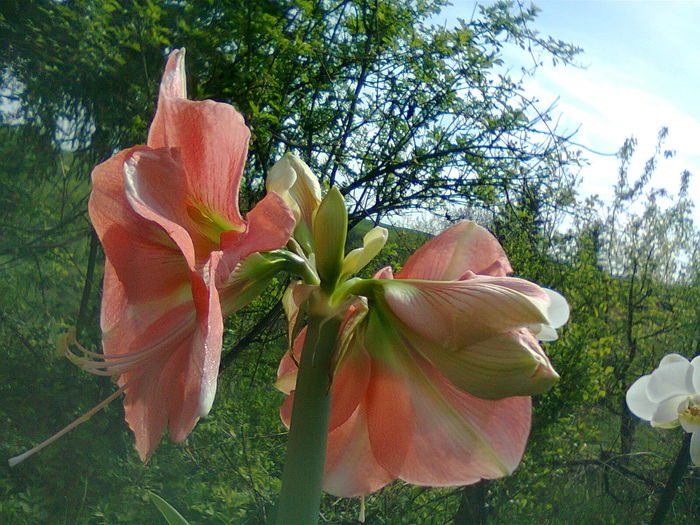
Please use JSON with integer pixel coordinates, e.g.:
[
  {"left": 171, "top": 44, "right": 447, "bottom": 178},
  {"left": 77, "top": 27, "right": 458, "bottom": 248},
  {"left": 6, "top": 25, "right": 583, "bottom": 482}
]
[
  {"left": 277, "top": 221, "right": 566, "bottom": 496},
  {"left": 84, "top": 49, "right": 295, "bottom": 461}
]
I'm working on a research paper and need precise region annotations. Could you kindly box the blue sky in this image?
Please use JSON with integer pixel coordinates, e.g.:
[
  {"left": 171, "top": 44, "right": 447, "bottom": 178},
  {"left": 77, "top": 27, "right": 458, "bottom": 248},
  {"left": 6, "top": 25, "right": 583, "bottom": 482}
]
[{"left": 441, "top": 0, "right": 700, "bottom": 221}]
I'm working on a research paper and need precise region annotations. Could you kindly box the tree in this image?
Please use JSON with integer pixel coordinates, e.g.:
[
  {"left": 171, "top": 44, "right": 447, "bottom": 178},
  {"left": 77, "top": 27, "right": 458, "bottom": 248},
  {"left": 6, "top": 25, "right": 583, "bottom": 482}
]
[{"left": 1, "top": 1, "right": 594, "bottom": 522}]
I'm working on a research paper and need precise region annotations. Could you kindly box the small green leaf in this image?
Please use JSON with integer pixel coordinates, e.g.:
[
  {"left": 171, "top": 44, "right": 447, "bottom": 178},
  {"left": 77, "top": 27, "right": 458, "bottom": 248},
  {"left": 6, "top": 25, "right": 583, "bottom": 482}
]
[{"left": 150, "top": 492, "right": 190, "bottom": 525}]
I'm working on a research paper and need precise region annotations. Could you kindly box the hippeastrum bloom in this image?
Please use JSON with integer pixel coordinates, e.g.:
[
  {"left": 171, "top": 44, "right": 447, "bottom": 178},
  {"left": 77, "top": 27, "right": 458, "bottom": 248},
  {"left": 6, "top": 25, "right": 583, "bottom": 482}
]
[
  {"left": 277, "top": 220, "right": 567, "bottom": 496},
  {"left": 84, "top": 49, "right": 295, "bottom": 461},
  {"left": 626, "top": 353, "right": 700, "bottom": 466}
]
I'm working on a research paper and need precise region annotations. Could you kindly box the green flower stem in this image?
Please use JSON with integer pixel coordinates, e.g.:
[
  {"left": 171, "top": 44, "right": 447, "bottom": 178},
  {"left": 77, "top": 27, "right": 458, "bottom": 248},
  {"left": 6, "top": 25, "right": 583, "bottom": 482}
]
[{"left": 274, "top": 300, "right": 341, "bottom": 525}]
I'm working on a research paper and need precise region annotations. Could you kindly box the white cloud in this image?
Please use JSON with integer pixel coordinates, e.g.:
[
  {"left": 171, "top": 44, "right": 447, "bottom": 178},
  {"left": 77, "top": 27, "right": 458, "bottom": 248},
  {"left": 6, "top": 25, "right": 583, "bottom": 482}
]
[{"left": 522, "top": 62, "right": 700, "bottom": 215}]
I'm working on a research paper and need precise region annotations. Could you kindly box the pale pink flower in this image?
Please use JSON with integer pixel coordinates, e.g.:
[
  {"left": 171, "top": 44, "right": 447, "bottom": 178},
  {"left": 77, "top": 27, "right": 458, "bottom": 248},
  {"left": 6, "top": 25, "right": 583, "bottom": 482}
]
[
  {"left": 278, "top": 221, "right": 566, "bottom": 496},
  {"left": 86, "top": 49, "right": 294, "bottom": 461}
]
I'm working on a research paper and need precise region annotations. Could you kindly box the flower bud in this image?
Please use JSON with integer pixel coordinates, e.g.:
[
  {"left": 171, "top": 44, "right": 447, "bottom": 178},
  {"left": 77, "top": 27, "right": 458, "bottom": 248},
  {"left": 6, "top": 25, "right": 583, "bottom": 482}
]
[
  {"left": 267, "top": 154, "right": 322, "bottom": 249},
  {"left": 313, "top": 187, "right": 348, "bottom": 289},
  {"left": 342, "top": 226, "right": 389, "bottom": 278}
]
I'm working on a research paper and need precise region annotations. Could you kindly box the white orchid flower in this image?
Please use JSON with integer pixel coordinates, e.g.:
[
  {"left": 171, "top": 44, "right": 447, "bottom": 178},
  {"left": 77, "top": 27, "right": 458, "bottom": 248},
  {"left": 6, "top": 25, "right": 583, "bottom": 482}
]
[{"left": 626, "top": 353, "right": 700, "bottom": 466}]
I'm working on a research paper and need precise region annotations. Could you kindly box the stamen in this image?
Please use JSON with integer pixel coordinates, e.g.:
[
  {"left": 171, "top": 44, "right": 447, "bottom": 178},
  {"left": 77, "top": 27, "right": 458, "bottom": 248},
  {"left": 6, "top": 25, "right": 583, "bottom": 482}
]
[
  {"left": 12, "top": 321, "right": 183, "bottom": 466},
  {"left": 60, "top": 327, "right": 179, "bottom": 377},
  {"left": 64, "top": 339, "right": 156, "bottom": 376},
  {"left": 8, "top": 378, "right": 133, "bottom": 467}
]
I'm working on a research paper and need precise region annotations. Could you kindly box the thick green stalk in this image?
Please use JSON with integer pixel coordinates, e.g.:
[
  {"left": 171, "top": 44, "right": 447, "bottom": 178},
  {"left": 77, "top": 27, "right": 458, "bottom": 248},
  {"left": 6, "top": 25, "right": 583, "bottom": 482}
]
[{"left": 274, "top": 304, "right": 341, "bottom": 525}]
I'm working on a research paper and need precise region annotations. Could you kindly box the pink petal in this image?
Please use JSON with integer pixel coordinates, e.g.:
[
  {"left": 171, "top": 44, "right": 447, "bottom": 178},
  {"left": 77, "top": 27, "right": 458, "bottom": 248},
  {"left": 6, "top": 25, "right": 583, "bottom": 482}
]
[
  {"left": 282, "top": 283, "right": 314, "bottom": 356},
  {"left": 90, "top": 148, "right": 191, "bottom": 303},
  {"left": 158, "top": 49, "right": 187, "bottom": 100},
  {"left": 147, "top": 95, "right": 250, "bottom": 229},
  {"left": 100, "top": 259, "right": 127, "bottom": 334},
  {"left": 279, "top": 393, "right": 294, "bottom": 429},
  {"left": 120, "top": 360, "right": 171, "bottom": 462},
  {"left": 395, "top": 352, "right": 531, "bottom": 485},
  {"left": 165, "top": 257, "right": 225, "bottom": 441},
  {"left": 217, "top": 192, "right": 295, "bottom": 286},
  {"left": 101, "top": 292, "right": 193, "bottom": 370},
  {"left": 148, "top": 51, "right": 186, "bottom": 148},
  {"left": 383, "top": 278, "right": 548, "bottom": 349},
  {"left": 365, "top": 355, "right": 414, "bottom": 475},
  {"left": 124, "top": 148, "right": 223, "bottom": 266},
  {"left": 192, "top": 253, "right": 225, "bottom": 418},
  {"left": 276, "top": 328, "right": 305, "bottom": 396},
  {"left": 372, "top": 266, "right": 394, "bottom": 279},
  {"left": 112, "top": 300, "right": 198, "bottom": 461},
  {"left": 277, "top": 327, "right": 371, "bottom": 433},
  {"left": 279, "top": 390, "right": 394, "bottom": 497},
  {"left": 111, "top": 261, "right": 224, "bottom": 460},
  {"left": 324, "top": 406, "right": 394, "bottom": 497},
  {"left": 89, "top": 147, "right": 147, "bottom": 238},
  {"left": 397, "top": 221, "right": 512, "bottom": 280},
  {"left": 328, "top": 339, "right": 371, "bottom": 432},
  {"left": 100, "top": 224, "right": 191, "bottom": 303}
]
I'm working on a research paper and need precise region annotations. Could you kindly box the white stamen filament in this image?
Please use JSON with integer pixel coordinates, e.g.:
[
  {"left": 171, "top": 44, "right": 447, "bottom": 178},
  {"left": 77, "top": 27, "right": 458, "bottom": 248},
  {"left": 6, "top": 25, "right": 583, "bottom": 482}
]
[
  {"left": 9, "top": 330, "right": 165, "bottom": 467},
  {"left": 65, "top": 338, "right": 161, "bottom": 376},
  {"left": 8, "top": 378, "right": 133, "bottom": 467}
]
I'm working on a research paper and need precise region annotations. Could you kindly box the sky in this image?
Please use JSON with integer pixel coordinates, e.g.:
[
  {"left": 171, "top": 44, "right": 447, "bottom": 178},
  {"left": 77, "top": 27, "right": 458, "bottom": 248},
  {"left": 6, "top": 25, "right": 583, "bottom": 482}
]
[{"left": 440, "top": 0, "right": 700, "bottom": 222}]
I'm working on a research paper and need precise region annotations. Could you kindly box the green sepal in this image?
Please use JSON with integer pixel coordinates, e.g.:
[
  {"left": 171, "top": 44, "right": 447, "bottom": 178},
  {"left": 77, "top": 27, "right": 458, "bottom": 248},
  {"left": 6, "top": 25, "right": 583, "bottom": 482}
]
[
  {"left": 292, "top": 221, "right": 315, "bottom": 255},
  {"left": 222, "top": 250, "right": 316, "bottom": 313},
  {"left": 343, "top": 277, "right": 383, "bottom": 301},
  {"left": 313, "top": 186, "right": 348, "bottom": 292}
]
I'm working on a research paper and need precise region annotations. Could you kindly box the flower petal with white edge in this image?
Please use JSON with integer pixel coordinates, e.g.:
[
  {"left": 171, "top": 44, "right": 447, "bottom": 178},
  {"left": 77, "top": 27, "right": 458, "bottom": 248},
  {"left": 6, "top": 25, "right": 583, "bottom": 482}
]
[
  {"left": 545, "top": 289, "right": 570, "bottom": 327},
  {"left": 691, "top": 355, "right": 700, "bottom": 392},
  {"left": 658, "top": 353, "right": 689, "bottom": 367},
  {"left": 531, "top": 289, "right": 569, "bottom": 342},
  {"left": 650, "top": 396, "right": 684, "bottom": 428},
  {"left": 123, "top": 149, "right": 202, "bottom": 266},
  {"left": 282, "top": 282, "right": 314, "bottom": 354},
  {"left": 690, "top": 432, "right": 700, "bottom": 466},
  {"left": 626, "top": 374, "right": 655, "bottom": 421},
  {"left": 647, "top": 358, "right": 693, "bottom": 402},
  {"left": 195, "top": 252, "right": 224, "bottom": 418},
  {"left": 267, "top": 155, "right": 300, "bottom": 217},
  {"left": 275, "top": 328, "right": 304, "bottom": 396}
]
